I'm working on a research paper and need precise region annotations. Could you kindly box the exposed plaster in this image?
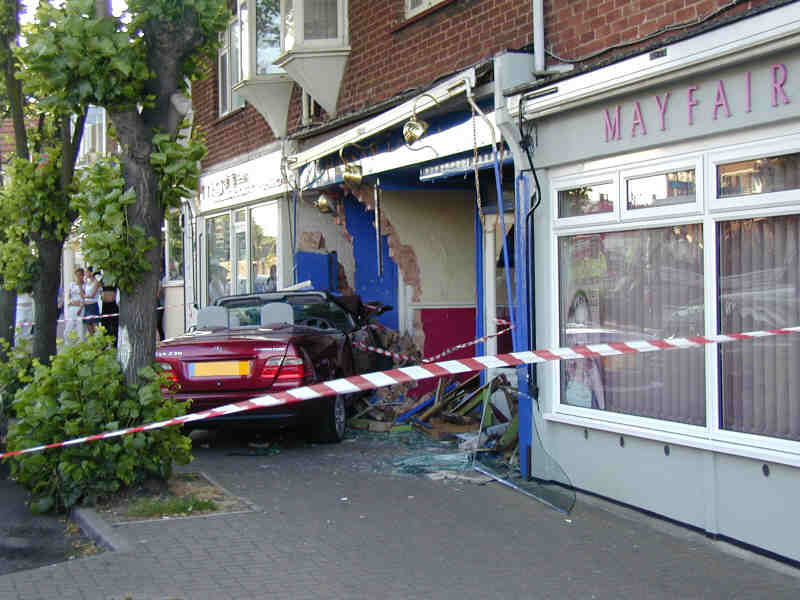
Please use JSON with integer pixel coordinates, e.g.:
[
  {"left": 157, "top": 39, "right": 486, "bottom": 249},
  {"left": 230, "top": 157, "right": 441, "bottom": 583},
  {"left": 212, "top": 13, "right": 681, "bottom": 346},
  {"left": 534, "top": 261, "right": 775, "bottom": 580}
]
[{"left": 349, "top": 185, "right": 422, "bottom": 303}]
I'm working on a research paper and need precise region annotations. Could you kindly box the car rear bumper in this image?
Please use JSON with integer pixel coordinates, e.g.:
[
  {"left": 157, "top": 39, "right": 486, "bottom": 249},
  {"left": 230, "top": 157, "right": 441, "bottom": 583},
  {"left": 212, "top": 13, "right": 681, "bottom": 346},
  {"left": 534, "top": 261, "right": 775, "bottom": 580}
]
[{"left": 170, "top": 389, "right": 312, "bottom": 425}]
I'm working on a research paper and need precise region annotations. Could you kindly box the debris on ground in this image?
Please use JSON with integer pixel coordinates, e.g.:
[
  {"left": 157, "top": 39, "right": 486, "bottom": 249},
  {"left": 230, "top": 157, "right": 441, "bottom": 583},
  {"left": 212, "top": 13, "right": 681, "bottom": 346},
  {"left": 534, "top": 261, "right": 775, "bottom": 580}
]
[{"left": 348, "top": 372, "right": 520, "bottom": 455}]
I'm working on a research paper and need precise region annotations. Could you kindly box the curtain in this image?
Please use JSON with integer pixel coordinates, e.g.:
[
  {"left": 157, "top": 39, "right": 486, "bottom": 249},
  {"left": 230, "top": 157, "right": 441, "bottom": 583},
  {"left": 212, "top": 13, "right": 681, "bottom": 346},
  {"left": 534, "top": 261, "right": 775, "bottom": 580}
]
[
  {"left": 559, "top": 225, "right": 706, "bottom": 425},
  {"left": 719, "top": 215, "right": 800, "bottom": 441},
  {"left": 304, "top": 0, "right": 338, "bottom": 40}
]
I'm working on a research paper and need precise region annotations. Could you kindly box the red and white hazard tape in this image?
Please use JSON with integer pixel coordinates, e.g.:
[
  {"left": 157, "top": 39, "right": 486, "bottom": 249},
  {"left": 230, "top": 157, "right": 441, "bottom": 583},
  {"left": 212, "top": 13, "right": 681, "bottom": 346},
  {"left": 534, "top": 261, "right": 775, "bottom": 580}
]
[
  {"left": 361, "top": 320, "right": 513, "bottom": 364},
  {"left": 2, "top": 325, "right": 799, "bottom": 460}
]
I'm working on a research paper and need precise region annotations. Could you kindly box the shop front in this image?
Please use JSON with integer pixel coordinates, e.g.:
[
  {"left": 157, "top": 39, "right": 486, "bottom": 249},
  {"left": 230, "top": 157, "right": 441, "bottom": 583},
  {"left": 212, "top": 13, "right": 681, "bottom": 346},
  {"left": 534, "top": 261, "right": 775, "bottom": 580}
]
[
  {"left": 506, "top": 4, "right": 800, "bottom": 561},
  {"left": 194, "top": 146, "right": 289, "bottom": 318}
]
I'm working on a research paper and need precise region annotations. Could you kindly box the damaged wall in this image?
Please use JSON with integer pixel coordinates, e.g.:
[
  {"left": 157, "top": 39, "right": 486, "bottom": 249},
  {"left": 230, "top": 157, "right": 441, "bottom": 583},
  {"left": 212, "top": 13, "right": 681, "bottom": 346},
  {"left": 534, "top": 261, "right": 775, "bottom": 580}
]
[
  {"left": 294, "top": 196, "right": 356, "bottom": 293},
  {"left": 379, "top": 188, "right": 475, "bottom": 306}
]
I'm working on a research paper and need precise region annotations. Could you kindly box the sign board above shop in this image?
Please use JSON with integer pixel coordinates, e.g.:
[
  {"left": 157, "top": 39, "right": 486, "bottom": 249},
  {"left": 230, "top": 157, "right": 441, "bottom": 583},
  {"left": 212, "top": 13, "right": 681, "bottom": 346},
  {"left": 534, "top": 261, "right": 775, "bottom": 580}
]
[
  {"left": 530, "top": 49, "right": 800, "bottom": 169},
  {"left": 198, "top": 151, "right": 287, "bottom": 214}
]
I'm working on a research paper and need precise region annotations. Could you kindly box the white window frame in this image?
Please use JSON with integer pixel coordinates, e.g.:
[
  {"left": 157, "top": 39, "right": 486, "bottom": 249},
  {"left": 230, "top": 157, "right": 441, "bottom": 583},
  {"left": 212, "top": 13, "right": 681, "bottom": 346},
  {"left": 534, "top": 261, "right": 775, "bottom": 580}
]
[
  {"left": 201, "top": 200, "right": 283, "bottom": 306},
  {"left": 218, "top": 9, "right": 245, "bottom": 117},
  {"left": 620, "top": 154, "right": 703, "bottom": 222},
  {"left": 280, "top": 0, "right": 348, "bottom": 52},
  {"left": 546, "top": 128, "right": 800, "bottom": 464},
  {"left": 551, "top": 171, "right": 620, "bottom": 230},
  {"left": 405, "top": 0, "right": 448, "bottom": 20},
  {"left": 709, "top": 134, "right": 800, "bottom": 213}
]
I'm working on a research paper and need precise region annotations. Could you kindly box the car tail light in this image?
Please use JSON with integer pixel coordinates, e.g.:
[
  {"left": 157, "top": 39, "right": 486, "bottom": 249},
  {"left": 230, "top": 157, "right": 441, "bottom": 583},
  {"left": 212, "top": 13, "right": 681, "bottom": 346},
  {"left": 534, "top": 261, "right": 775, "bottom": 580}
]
[
  {"left": 156, "top": 361, "right": 179, "bottom": 383},
  {"left": 260, "top": 356, "right": 308, "bottom": 383}
]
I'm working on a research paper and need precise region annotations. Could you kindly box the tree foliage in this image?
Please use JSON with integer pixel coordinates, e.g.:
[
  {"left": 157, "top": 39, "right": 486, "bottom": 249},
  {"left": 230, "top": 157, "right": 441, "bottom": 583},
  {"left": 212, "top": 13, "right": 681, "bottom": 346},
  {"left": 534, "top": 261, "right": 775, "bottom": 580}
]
[
  {"left": 6, "top": 331, "right": 192, "bottom": 513},
  {"left": 73, "top": 128, "right": 206, "bottom": 293}
]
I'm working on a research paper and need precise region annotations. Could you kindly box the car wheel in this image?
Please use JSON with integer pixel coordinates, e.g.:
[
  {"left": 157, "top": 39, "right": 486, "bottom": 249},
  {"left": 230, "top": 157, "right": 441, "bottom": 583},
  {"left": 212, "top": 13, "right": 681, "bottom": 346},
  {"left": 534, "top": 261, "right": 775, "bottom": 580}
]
[{"left": 312, "top": 395, "right": 346, "bottom": 443}]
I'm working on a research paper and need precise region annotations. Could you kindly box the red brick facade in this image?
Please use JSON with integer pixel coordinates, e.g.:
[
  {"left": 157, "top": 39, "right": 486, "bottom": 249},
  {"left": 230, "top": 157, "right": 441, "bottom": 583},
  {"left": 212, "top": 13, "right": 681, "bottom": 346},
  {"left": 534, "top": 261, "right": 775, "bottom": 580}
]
[
  {"left": 193, "top": 0, "right": 787, "bottom": 170},
  {"left": 543, "top": 0, "right": 779, "bottom": 67}
]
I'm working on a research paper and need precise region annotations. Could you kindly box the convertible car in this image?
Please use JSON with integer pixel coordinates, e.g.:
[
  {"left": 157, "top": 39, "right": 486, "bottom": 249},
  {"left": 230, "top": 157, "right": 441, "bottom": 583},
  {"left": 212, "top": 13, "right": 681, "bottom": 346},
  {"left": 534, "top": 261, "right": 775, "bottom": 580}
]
[{"left": 155, "top": 290, "right": 392, "bottom": 442}]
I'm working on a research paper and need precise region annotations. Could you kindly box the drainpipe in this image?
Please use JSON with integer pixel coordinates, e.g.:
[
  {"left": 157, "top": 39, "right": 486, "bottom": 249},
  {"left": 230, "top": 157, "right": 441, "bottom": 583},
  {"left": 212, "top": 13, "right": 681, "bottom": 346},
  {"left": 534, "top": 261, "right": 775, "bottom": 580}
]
[{"left": 533, "top": 0, "right": 545, "bottom": 74}]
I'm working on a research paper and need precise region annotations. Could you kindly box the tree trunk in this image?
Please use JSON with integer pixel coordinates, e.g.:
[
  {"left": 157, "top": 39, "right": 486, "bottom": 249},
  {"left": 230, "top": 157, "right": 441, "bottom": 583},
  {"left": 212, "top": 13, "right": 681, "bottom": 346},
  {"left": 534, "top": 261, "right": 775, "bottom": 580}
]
[
  {"left": 112, "top": 112, "right": 163, "bottom": 384},
  {"left": 31, "top": 236, "right": 64, "bottom": 364},
  {"left": 0, "top": 289, "right": 15, "bottom": 350}
]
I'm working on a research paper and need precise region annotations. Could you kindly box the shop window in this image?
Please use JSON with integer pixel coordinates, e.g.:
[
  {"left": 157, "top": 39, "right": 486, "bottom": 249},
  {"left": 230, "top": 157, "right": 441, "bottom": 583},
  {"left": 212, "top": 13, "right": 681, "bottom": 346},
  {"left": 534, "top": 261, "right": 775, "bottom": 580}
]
[
  {"left": 207, "top": 213, "right": 232, "bottom": 304},
  {"left": 219, "top": 8, "right": 246, "bottom": 117},
  {"left": 718, "top": 215, "right": 800, "bottom": 442},
  {"left": 557, "top": 182, "right": 614, "bottom": 218},
  {"left": 251, "top": 203, "right": 279, "bottom": 292},
  {"left": 558, "top": 225, "right": 706, "bottom": 426},
  {"left": 405, "top": 0, "right": 448, "bottom": 19},
  {"left": 627, "top": 168, "right": 696, "bottom": 210},
  {"left": 717, "top": 152, "right": 800, "bottom": 198},
  {"left": 165, "top": 210, "right": 184, "bottom": 283}
]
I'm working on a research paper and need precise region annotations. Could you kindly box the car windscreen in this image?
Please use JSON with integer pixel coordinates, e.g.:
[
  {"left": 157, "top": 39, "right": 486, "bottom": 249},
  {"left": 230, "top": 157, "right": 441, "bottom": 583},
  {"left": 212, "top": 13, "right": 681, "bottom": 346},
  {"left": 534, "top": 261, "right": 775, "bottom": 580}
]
[{"left": 219, "top": 295, "right": 356, "bottom": 331}]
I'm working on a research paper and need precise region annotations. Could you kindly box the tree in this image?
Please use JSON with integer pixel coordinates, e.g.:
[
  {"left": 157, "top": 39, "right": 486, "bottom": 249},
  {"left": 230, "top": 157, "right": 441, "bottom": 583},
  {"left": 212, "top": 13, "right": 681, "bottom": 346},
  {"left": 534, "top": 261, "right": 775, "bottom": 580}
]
[
  {"left": 22, "top": 0, "right": 225, "bottom": 382},
  {"left": 0, "top": 0, "right": 88, "bottom": 365}
]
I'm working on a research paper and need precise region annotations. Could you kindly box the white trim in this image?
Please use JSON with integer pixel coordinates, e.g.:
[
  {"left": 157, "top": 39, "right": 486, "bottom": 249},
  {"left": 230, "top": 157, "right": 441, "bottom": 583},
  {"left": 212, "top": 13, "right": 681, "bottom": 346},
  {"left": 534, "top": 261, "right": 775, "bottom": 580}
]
[
  {"left": 508, "top": 2, "right": 800, "bottom": 120},
  {"left": 543, "top": 411, "right": 800, "bottom": 469},
  {"left": 545, "top": 121, "right": 800, "bottom": 461},
  {"left": 289, "top": 69, "right": 476, "bottom": 168},
  {"left": 709, "top": 132, "right": 800, "bottom": 212},
  {"left": 620, "top": 154, "right": 703, "bottom": 221}
]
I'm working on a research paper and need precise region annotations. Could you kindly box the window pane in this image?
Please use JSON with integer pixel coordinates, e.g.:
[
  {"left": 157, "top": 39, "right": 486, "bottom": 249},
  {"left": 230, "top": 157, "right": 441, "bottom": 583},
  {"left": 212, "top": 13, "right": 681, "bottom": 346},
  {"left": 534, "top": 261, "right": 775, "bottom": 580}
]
[
  {"left": 234, "top": 210, "right": 248, "bottom": 294},
  {"left": 718, "top": 215, "right": 800, "bottom": 441},
  {"left": 218, "top": 52, "right": 228, "bottom": 114},
  {"left": 558, "top": 183, "right": 613, "bottom": 218},
  {"left": 304, "top": 0, "right": 337, "bottom": 40},
  {"left": 256, "top": 0, "right": 283, "bottom": 74},
  {"left": 251, "top": 203, "right": 279, "bottom": 293},
  {"left": 283, "top": 0, "right": 295, "bottom": 51},
  {"left": 230, "top": 21, "right": 245, "bottom": 109},
  {"left": 559, "top": 226, "right": 705, "bottom": 425},
  {"left": 167, "top": 212, "right": 184, "bottom": 281},
  {"left": 627, "top": 169, "right": 696, "bottom": 210},
  {"left": 718, "top": 153, "right": 800, "bottom": 197},
  {"left": 207, "top": 214, "right": 231, "bottom": 304}
]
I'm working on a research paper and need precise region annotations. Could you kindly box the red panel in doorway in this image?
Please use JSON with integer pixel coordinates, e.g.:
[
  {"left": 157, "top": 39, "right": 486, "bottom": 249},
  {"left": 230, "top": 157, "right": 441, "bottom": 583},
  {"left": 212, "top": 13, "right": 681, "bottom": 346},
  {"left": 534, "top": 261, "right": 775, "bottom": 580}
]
[{"left": 414, "top": 307, "right": 477, "bottom": 397}]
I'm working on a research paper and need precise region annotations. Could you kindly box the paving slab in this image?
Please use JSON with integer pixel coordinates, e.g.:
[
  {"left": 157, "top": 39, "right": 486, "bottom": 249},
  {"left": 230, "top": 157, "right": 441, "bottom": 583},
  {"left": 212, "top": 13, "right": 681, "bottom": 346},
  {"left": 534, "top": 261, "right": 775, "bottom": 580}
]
[{"left": 0, "top": 430, "right": 798, "bottom": 599}]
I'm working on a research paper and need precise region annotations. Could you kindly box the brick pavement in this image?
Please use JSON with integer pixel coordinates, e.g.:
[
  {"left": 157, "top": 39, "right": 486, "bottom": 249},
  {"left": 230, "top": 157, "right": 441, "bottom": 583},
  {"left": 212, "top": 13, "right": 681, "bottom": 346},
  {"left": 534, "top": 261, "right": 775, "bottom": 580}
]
[{"left": 0, "top": 432, "right": 798, "bottom": 600}]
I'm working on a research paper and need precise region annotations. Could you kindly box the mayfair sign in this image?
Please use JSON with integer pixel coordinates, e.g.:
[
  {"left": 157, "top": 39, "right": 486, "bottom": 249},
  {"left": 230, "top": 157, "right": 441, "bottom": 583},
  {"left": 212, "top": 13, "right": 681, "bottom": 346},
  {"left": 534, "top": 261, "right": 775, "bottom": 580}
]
[
  {"left": 198, "top": 151, "right": 286, "bottom": 213},
  {"left": 603, "top": 63, "right": 791, "bottom": 142}
]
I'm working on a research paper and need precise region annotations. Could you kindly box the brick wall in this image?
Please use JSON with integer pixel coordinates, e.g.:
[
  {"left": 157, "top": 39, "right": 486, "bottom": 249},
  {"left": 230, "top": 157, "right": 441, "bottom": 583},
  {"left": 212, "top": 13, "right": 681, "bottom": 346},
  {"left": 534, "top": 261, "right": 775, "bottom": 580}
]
[
  {"left": 544, "top": 0, "right": 781, "bottom": 68},
  {"left": 194, "top": 0, "right": 787, "bottom": 170},
  {"left": 192, "top": 64, "right": 278, "bottom": 169}
]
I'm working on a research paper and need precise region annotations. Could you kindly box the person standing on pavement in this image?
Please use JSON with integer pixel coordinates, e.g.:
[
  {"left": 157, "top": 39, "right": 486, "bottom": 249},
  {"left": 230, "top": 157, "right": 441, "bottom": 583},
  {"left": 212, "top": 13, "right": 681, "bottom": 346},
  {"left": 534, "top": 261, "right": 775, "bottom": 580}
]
[
  {"left": 100, "top": 281, "right": 119, "bottom": 344},
  {"left": 156, "top": 275, "right": 165, "bottom": 341},
  {"left": 64, "top": 268, "right": 85, "bottom": 342},
  {"left": 83, "top": 266, "right": 102, "bottom": 336}
]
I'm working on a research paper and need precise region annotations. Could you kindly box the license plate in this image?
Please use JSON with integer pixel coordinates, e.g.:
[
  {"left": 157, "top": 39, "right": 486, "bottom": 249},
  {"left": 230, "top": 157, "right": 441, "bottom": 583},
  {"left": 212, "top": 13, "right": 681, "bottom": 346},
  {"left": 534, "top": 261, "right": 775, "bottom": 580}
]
[{"left": 189, "top": 361, "right": 251, "bottom": 377}]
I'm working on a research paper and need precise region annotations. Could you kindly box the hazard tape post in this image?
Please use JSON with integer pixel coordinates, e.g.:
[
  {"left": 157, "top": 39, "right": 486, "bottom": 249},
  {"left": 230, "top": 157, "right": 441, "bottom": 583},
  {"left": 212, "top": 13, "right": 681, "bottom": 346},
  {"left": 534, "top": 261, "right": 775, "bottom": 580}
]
[{"left": 3, "top": 326, "right": 799, "bottom": 460}]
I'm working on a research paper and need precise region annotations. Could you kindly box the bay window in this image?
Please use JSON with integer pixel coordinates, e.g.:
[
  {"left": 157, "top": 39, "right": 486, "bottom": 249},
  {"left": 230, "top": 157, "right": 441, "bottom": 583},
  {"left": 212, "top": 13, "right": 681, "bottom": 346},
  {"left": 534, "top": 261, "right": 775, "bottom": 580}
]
[
  {"left": 551, "top": 134, "right": 800, "bottom": 455},
  {"left": 406, "top": 0, "right": 450, "bottom": 20},
  {"left": 273, "top": 0, "right": 350, "bottom": 116},
  {"left": 219, "top": 9, "right": 246, "bottom": 116}
]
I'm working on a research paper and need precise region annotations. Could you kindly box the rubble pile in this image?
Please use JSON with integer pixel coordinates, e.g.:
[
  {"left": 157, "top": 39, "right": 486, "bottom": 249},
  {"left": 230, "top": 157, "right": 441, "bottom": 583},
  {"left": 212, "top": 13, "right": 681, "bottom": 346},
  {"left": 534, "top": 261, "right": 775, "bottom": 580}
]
[{"left": 348, "top": 373, "right": 520, "bottom": 463}]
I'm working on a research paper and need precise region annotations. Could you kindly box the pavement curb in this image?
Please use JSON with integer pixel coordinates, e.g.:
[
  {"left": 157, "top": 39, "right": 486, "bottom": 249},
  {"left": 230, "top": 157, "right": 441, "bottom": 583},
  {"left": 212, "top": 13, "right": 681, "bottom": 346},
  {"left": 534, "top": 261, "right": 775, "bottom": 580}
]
[{"left": 70, "top": 507, "right": 132, "bottom": 554}]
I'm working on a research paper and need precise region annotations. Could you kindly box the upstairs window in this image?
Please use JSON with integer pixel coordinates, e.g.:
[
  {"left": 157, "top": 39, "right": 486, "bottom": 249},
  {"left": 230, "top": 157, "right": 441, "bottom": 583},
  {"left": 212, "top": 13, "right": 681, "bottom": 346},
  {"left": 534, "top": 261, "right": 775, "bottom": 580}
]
[
  {"left": 219, "top": 7, "right": 246, "bottom": 117},
  {"left": 280, "top": 0, "right": 347, "bottom": 52},
  {"left": 406, "top": 0, "right": 449, "bottom": 19}
]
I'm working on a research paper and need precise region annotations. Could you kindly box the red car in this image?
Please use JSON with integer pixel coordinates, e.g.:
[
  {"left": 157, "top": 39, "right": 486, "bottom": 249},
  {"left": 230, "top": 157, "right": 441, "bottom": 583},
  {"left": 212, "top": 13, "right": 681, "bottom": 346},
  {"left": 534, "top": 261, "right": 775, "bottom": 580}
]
[{"left": 155, "top": 291, "right": 391, "bottom": 442}]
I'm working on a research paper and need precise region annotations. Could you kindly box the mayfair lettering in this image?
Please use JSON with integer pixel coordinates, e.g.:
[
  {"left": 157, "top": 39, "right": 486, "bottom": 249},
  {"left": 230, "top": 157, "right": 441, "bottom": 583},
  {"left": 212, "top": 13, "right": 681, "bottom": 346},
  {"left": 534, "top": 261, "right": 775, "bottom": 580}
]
[{"left": 603, "top": 64, "right": 791, "bottom": 142}]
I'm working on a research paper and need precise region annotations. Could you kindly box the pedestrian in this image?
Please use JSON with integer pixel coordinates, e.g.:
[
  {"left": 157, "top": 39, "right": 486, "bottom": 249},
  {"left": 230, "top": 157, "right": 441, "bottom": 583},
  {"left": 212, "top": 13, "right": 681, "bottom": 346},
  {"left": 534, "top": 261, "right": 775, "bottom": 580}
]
[
  {"left": 63, "top": 268, "right": 85, "bottom": 342},
  {"left": 100, "top": 281, "right": 119, "bottom": 344},
  {"left": 83, "top": 266, "right": 101, "bottom": 336}
]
